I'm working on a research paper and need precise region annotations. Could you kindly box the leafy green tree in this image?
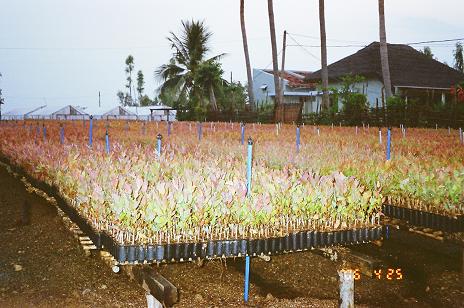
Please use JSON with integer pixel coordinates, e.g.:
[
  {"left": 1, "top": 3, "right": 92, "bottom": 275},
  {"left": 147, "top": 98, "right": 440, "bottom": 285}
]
[
  {"left": 125, "top": 55, "right": 135, "bottom": 103},
  {"left": 194, "top": 60, "right": 224, "bottom": 110},
  {"left": 330, "top": 75, "right": 368, "bottom": 124},
  {"left": 420, "top": 46, "right": 434, "bottom": 59},
  {"left": 156, "top": 20, "right": 224, "bottom": 113},
  {"left": 136, "top": 70, "right": 145, "bottom": 102},
  {"left": 217, "top": 81, "right": 247, "bottom": 111},
  {"left": 453, "top": 42, "right": 463, "bottom": 72},
  {"left": 139, "top": 95, "right": 152, "bottom": 107},
  {"left": 117, "top": 91, "right": 125, "bottom": 106}
]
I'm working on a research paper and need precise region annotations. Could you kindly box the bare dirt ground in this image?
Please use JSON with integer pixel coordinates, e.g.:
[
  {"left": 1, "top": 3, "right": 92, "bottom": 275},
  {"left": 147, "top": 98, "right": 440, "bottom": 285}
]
[{"left": 0, "top": 165, "right": 463, "bottom": 308}]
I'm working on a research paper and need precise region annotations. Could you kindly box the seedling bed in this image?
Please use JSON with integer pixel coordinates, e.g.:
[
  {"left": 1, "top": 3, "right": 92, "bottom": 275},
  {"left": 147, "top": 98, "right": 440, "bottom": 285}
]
[
  {"left": 382, "top": 204, "right": 464, "bottom": 232},
  {"left": 0, "top": 154, "right": 382, "bottom": 264},
  {"left": 101, "top": 226, "right": 382, "bottom": 264}
]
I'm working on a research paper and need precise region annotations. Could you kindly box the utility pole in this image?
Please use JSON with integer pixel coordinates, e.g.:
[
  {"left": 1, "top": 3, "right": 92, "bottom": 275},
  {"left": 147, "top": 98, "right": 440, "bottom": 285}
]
[{"left": 280, "top": 30, "right": 287, "bottom": 105}]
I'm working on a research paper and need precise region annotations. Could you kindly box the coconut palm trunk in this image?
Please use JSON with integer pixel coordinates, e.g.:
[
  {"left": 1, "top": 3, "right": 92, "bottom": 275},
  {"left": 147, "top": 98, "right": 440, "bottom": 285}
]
[
  {"left": 240, "top": 0, "right": 255, "bottom": 110},
  {"left": 267, "top": 0, "right": 282, "bottom": 113},
  {"left": 319, "top": 0, "right": 329, "bottom": 111},
  {"left": 209, "top": 85, "right": 218, "bottom": 111},
  {"left": 378, "top": 0, "right": 393, "bottom": 99}
]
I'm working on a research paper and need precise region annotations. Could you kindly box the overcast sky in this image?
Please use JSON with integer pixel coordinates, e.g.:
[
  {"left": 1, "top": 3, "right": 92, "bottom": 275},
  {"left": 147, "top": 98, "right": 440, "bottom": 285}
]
[{"left": 1, "top": 0, "right": 462, "bottom": 110}]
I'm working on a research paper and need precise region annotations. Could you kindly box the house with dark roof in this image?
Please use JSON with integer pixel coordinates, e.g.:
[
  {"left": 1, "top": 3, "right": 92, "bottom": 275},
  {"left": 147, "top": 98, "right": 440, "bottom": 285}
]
[
  {"left": 252, "top": 69, "right": 319, "bottom": 113},
  {"left": 307, "top": 42, "right": 464, "bottom": 110}
]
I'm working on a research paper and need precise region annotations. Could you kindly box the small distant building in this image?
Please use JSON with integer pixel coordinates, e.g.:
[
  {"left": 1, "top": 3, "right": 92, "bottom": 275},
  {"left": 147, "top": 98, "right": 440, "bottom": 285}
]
[
  {"left": 307, "top": 42, "right": 464, "bottom": 110},
  {"left": 102, "top": 106, "right": 137, "bottom": 120},
  {"left": 24, "top": 105, "right": 89, "bottom": 120},
  {"left": 252, "top": 69, "right": 319, "bottom": 114},
  {"left": 79, "top": 105, "right": 136, "bottom": 120},
  {"left": 2, "top": 106, "right": 45, "bottom": 120},
  {"left": 126, "top": 105, "right": 177, "bottom": 121}
]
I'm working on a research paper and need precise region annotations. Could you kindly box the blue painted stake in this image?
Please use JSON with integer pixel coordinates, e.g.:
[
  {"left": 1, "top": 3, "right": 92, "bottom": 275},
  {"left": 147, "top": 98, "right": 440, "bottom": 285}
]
[
  {"left": 157, "top": 133, "right": 162, "bottom": 158},
  {"left": 105, "top": 130, "right": 110, "bottom": 154},
  {"left": 296, "top": 125, "right": 301, "bottom": 152},
  {"left": 198, "top": 122, "right": 202, "bottom": 141},
  {"left": 42, "top": 125, "right": 46, "bottom": 142},
  {"left": 386, "top": 128, "right": 391, "bottom": 161},
  {"left": 386, "top": 225, "right": 390, "bottom": 239},
  {"left": 244, "top": 137, "right": 253, "bottom": 303},
  {"left": 89, "top": 116, "right": 93, "bottom": 147},
  {"left": 241, "top": 123, "right": 245, "bottom": 145},
  {"left": 60, "top": 124, "right": 64, "bottom": 144},
  {"left": 167, "top": 121, "right": 171, "bottom": 136}
]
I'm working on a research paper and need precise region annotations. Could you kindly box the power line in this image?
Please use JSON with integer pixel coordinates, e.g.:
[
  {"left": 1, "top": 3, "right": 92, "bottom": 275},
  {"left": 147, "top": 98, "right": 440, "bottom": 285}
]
[
  {"left": 286, "top": 34, "right": 320, "bottom": 61},
  {"left": 286, "top": 32, "right": 464, "bottom": 47},
  {"left": 406, "top": 38, "right": 464, "bottom": 45},
  {"left": 287, "top": 44, "right": 366, "bottom": 48},
  {"left": 287, "top": 32, "right": 366, "bottom": 44}
]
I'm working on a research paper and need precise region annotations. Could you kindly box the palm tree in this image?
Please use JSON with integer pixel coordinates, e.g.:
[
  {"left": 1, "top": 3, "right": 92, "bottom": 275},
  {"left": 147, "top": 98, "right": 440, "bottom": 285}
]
[
  {"left": 156, "top": 20, "right": 224, "bottom": 111},
  {"left": 378, "top": 0, "right": 393, "bottom": 100},
  {"left": 125, "top": 55, "right": 135, "bottom": 102},
  {"left": 319, "top": 0, "right": 329, "bottom": 111},
  {"left": 267, "top": 0, "right": 282, "bottom": 111},
  {"left": 240, "top": 0, "right": 255, "bottom": 110}
]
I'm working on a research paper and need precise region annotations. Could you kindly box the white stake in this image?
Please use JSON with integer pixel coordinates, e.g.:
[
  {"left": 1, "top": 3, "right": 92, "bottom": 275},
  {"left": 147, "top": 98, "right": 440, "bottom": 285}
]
[
  {"left": 379, "top": 129, "right": 382, "bottom": 144},
  {"left": 339, "top": 270, "right": 355, "bottom": 308}
]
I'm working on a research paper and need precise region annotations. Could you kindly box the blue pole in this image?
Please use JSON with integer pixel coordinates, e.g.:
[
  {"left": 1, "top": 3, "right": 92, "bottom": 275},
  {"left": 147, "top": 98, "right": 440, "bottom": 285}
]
[
  {"left": 386, "top": 127, "right": 391, "bottom": 161},
  {"left": 241, "top": 123, "right": 245, "bottom": 145},
  {"left": 246, "top": 138, "right": 253, "bottom": 196},
  {"left": 296, "top": 125, "right": 301, "bottom": 152},
  {"left": 244, "top": 255, "right": 250, "bottom": 302},
  {"left": 167, "top": 121, "right": 171, "bottom": 136},
  {"left": 105, "top": 129, "right": 110, "bottom": 154},
  {"left": 157, "top": 133, "right": 162, "bottom": 158},
  {"left": 244, "top": 137, "right": 253, "bottom": 302},
  {"left": 89, "top": 116, "right": 93, "bottom": 147},
  {"left": 60, "top": 124, "right": 64, "bottom": 144},
  {"left": 42, "top": 124, "right": 46, "bottom": 142},
  {"left": 198, "top": 122, "right": 202, "bottom": 141}
]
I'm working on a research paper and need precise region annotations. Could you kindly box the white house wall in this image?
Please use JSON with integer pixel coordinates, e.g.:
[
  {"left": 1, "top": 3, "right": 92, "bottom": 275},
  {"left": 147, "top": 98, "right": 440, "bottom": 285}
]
[{"left": 327, "top": 79, "right": 384, "bottom": 110}]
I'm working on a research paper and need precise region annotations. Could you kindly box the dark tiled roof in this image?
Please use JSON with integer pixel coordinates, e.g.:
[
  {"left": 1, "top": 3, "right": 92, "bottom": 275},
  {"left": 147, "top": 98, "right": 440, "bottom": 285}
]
[
  {"left": 307, "top": 42, "right": 464, "bottom": 89},
  {"left": 263, "top": 69, "right": 315, "bottom": 88}
]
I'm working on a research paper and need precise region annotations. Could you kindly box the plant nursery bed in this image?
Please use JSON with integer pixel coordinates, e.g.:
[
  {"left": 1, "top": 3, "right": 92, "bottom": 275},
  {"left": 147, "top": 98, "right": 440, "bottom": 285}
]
[
  {"left": 382, "top": 204, "right": 464, "bottom": 232},
  {"left": 0, "top": 154, "right": 382, "bottom": 264},
  {"left": 101, "top": 226, "right": 383, "bottom": 264}
]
